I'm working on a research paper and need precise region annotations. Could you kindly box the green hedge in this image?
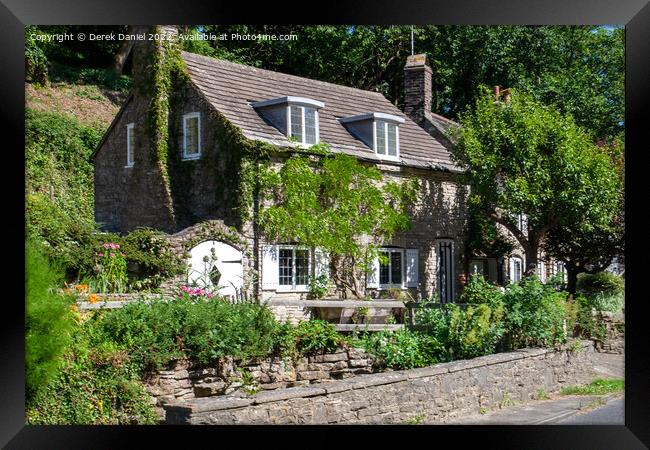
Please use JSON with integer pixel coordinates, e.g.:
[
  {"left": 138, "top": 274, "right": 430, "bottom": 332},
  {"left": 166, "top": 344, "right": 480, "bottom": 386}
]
[{"left": 25, "top": 237, "right": 75, "bottom": 401}]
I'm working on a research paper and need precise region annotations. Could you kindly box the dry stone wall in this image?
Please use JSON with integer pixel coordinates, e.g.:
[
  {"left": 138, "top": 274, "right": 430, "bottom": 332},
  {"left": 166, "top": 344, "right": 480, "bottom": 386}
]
[
  {"left": 144, "top": 347, "right": 375, "bottom": 420},
  {"left": 164, "top": 341, "right": 598, "bottom": 425},
  {"left": 595, "top": 311, "right": 625, "bottom": 354}
]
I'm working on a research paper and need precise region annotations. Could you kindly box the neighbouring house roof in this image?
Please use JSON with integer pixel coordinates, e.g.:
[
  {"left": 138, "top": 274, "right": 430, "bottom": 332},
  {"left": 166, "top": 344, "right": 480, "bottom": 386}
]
[{"left": 182, "top": 51, "right": 462, "bottom": 173}]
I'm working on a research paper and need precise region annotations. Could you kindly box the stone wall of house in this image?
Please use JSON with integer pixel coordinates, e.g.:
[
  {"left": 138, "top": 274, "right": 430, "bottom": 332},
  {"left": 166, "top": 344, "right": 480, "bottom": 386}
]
[
  {"left": 94, "top": 93, "right": 178, "bottom": 233},
  {"left": 143, "top": 347, "right": 375, "bottom": 421},
  {"left": 164, "top": 341, "right": 598, "bottom": 425},
  {"left": 94, "top": 54, "right": 242, "bottom": 235},
  {"left": 594, "top": 311, "right": 625, "bottom": 354}
]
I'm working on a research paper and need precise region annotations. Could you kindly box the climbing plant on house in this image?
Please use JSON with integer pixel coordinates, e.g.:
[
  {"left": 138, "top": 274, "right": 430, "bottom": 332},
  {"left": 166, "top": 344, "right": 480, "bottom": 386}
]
[
  {"left": 450, "top": 88, "right": 621, "bottom": 276},
  {"left": 257, "top": 148, "right": 418, "bottom": 298}
]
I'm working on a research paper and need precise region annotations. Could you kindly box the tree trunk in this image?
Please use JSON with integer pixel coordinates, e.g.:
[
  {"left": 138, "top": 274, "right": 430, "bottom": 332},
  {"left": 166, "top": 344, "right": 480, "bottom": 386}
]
[
  {"left": 109, "top": 25, "right": 141, "bottom": 74},
  {"left": 524, "top": 241, "right": 539, "bottom": 277},
  {"left": 566, "top": 267, "right": 579, "bottom": 297}
]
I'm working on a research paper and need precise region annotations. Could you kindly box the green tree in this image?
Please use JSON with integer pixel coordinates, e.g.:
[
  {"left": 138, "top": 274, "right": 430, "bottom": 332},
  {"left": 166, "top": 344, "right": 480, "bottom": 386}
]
[
  {"left": 451, "top": 88, "right": 621, "bottom": 276},
  {"left": 543, "top": 138, "right": 624, "bottom": 295},
  {"left": 257, "top": 150, "right": 418, "bottom": 298}
]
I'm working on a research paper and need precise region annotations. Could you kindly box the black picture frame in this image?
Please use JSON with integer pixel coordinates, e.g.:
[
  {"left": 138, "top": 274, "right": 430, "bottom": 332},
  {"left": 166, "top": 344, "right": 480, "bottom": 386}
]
[{"left": 4, "top": 0, "right": 648, "bottom": 447}]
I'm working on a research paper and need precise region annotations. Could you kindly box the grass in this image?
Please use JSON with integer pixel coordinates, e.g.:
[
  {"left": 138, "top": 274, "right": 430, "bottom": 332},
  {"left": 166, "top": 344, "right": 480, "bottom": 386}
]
[
  {"left": 499, "top": 391, "right": 515, "bottom": 408},
  {"left": 560, "top": 378, "right": 624, "bottom": 396},
  {"left": 405, "top": 413, "right": 426, "bottom": 425},
  {"left": 536, "top": 389, "right": 550, "bottom": 400}
]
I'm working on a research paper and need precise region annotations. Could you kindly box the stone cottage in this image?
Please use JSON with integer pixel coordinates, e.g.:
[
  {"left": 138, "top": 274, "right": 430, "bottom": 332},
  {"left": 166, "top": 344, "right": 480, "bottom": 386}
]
[{"left": 93, "top": 26, "right": 474, "bottom": 315}]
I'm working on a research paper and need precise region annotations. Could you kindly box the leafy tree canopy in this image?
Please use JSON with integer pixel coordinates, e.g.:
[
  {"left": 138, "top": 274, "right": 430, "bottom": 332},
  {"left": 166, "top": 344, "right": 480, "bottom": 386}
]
[{"left": 451, "top": 88, "right": 621, "bottom": 273}]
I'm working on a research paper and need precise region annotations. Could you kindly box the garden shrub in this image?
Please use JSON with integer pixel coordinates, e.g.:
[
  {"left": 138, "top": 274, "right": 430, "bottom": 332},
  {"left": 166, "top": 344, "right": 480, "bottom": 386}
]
[
  {"left": 459, "top": 274, "right": 504, "bottom": 305},
  {"left": 25, "top": 237, "right": 75, "bottom": 401},
  {"left": 97, "top": 298, "right": 279, "bottom": 371},
  {"left": 502, "top": 276, "right": 570, "bottom": 349},
  {"left": 122, "top": 228, "right": 185, "bottom": 291},
  {"left": 577, "top": 272, "right": 624, "bottom": 313},
  {"left": 571, "top": 295, "right": 607, "bottom": 341},
  {"left": 414, "top": 300, "right": 505, "bottom": 360},
  {"left": 353, "top": 329, "right": 441, "bottom": 370},
  {"left": 26, "top": 321, "right": 157, "bottom": 425},
  {"left": 25, "top": 107, "right": 104, "bottom": 279},
  {"left": 274, "top": 319, "right": 345, "bottom": 358},
  {"left": 577, "top": 271, "right": 624, "bottom": 298}
]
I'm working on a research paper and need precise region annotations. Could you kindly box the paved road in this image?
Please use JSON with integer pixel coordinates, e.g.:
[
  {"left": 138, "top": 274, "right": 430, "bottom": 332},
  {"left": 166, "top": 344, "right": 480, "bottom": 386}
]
[{"left": 556, "top": 397, "right": 624, "bottom": 425}]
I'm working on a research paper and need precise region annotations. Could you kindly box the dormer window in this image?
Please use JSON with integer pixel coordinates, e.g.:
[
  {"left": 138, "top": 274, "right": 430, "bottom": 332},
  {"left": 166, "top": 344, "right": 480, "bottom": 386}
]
[
  {"left": 339, "top": 112, "right": 405, "bottom": 160},
  {"left": 289, "top": 105, "right": 318, "bottom": 145},
  {"left": 251, "top": 96, "right": 324, "bottom": 147},
  {"left": 375, "top": 120, "right": 398, "bottom": 157}
]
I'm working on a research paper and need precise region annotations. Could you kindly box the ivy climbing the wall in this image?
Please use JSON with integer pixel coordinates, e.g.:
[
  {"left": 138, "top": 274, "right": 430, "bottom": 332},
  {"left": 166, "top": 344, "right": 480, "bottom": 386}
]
[{"left": 257, "top": 145, "right": 419, "bottom": 298}]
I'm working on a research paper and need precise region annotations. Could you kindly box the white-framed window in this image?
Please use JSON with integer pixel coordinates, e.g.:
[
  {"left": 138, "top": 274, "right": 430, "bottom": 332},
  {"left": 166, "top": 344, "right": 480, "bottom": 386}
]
[
  {"left": 509, "top": 256, "right": 523, "bottom": 283},
  {"left": 379, "top": 248, "right": 404, "bottom": 287},
  {"left": 374, "top": 120, "right": 399, "bottom": 159},
  {"left": 261, "top": 245, "right": 330, "bottom": 292},
  {"left": 182, "top": 112, "right": 201, "bottom": 159},
  {"left": 287, "top": 105, "right": 319, "bottom": 146},
  {"left": 278, "top": 246, "right": 311, "bottom": 289},
  {"left": 126, "top": 122, "right": 135, "bottom": 167},
  {"left": 367, "top": 247, "right": 418, "bottom": 290}
]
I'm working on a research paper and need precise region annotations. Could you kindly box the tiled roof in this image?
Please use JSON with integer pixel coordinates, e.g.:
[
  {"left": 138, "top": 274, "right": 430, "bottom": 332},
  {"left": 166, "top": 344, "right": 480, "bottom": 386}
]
[{"left": 182, "top": 51, "right": 461, "bottom": 172}]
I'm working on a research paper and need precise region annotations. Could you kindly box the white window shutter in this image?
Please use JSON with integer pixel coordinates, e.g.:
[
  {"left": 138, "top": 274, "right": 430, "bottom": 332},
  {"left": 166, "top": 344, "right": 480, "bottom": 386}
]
[
  {"left": 406, "top": 248, "right": 419, "bottom": 287},
  {"left": 262, "top": 245, "right": 279, "bottom": 290},
  {"left": 314, "top": 248, "right": 330, "bottom": 278},
  {"left": 367, "top": 255, "right": 380, "bottom": 288}
]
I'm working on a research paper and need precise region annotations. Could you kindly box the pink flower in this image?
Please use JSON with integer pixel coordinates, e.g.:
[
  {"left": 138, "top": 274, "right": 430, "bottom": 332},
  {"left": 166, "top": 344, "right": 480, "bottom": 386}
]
[
  {"left": 103, "top": 243, "right": 110, "bottom": 249},
  {"left": 97, "top": 253, "right": 104, "bottom": 257},
  {"left": 120, "top": 252, "right": 125, "bottom": 257},
  {"left": 110, "top": 253, "right": 115, "bottom": 257}
]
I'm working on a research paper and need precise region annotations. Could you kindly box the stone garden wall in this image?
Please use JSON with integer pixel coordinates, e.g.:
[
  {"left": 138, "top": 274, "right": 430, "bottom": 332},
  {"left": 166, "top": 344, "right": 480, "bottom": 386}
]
[
  {"left": 164, "top": 341, "right": 599, "bottom": 425},
  {"left": 144, "top": 347, "right": 375, "bottom": 420},
  {"left": 595, "top": 311, "right": 625, "bottom": 354}
]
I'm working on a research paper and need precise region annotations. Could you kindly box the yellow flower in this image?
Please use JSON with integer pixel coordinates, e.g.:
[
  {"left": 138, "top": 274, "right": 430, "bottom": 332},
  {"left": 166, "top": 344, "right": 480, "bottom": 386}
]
[
  {"left": 75, "top": 284, "right": 89, "bottom": 293},
  {"left": 88, "top": 294, "right": 99, "bottom": 304},
  {"left": 70, "top": 304, "right": 78, "bottom": 312}
]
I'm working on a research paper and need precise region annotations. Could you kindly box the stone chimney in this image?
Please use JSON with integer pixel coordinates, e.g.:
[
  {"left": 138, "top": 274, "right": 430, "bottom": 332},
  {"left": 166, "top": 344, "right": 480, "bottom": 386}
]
[
  {"left": 132, "top": 25, "right": 180, "bottom": 95},
  {"left": 404, "top": 53, "right": 432, "bottom": 125}
]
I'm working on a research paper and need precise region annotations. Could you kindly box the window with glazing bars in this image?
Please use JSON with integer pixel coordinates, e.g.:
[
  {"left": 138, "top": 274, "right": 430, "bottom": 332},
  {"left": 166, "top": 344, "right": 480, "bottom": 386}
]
[
  {"left": 278, "top": 247, "right": 310, "bottom": 287},
  {"left": 375, "top": 120, "right": 398, "bottom": 157},
  {"left": 379, "top": 249, "right": 403, "bottom": 285},
  {"left": 289, "top": 106, "right": 318, "bottom": 145}
]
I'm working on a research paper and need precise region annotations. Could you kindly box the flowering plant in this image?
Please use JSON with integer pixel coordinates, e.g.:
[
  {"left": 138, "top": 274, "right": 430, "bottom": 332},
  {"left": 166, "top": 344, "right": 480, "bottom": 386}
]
[
  {"left": 92, "top": 242, "right": 128, "bottom": 293},
  {"left": 179, "top": 285, "right": 216, "bottom": 301}
]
